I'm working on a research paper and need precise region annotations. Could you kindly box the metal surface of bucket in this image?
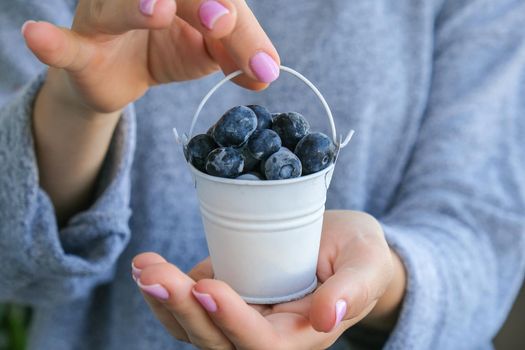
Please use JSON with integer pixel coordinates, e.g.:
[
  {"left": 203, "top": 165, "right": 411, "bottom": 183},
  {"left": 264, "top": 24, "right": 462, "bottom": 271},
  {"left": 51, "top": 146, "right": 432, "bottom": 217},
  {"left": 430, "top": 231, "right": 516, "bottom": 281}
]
[{"left": 191, "top": 164, "right": 334, "bottom": 303}]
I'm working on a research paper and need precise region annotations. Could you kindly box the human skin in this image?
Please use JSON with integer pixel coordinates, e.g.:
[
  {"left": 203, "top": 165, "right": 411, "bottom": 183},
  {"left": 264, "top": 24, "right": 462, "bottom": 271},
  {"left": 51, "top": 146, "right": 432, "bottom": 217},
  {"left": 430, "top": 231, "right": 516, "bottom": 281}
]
[
  {"left": 21, "top": 0, "right": 407, "bottom": 346},
  {"left": 133, "top": 210, "right": 406, "bottom": 349},
  {"left": 22, "top": 0, "right": 280, "bottom": 225}
]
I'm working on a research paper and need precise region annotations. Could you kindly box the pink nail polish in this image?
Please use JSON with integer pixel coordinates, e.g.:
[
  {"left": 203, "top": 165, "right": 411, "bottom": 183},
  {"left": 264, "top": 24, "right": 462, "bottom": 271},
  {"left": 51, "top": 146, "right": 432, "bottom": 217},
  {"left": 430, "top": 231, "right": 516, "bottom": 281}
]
[
  {"left": 332, "top": 299, "right": 347, "bottom": 330},
  {"left": 137, "top": 279, "right": 169, "bottom": 301},
  {"left": 192, "top": 289, "right": 217, "bottom": 312},
  {"left": 131, "top": 262, "right": 142, "bottom": 282},
  {"left": 199, "top": 0, "right": 229, "bottom": 30},
  {"left": 249, "top": 52, "right": 280, "bottom": 83},
  {"left": 139, "top": 0, "right": 158, "bottom": 16},
  {"left": 21, "top": 20, "right": 36, "bottom": 36}
]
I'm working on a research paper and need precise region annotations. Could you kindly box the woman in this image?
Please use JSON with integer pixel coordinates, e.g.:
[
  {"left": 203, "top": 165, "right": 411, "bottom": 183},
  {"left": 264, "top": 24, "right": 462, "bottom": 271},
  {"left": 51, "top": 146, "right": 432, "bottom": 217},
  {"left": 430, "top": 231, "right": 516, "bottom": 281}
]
[{"left": 1, "top": 0, "right": 524, "bottom": 349}]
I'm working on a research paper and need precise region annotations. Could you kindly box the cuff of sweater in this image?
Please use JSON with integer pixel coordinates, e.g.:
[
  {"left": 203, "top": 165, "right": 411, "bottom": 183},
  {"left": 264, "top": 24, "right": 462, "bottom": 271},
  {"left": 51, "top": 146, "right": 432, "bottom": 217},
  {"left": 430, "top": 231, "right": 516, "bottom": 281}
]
[
  {"left": 56, "top": 102, "right": 136, "bottom": 271},
  {"left": 379, "top": 221, "right": 443, "bottom": 350},
  {"left": 0, "top": 72, "right": 136, "bottom": 288}
]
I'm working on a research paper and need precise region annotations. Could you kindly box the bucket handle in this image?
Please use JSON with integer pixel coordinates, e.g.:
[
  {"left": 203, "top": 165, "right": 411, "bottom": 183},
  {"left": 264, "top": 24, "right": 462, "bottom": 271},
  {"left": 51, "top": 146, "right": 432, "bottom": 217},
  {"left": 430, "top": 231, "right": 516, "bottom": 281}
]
[{"left": 173, "top": 66, "right": 354, "bottom": 150}]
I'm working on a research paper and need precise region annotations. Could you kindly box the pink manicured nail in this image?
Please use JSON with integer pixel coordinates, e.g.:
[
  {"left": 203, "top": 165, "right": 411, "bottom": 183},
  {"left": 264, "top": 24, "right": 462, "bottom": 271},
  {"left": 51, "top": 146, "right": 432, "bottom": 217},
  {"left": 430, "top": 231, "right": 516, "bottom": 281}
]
[
  {"left": 131, "top": 262, "right": 142, "bottom": 282},
  {"left": 192, "top": 289, "right": 217, "bottom": 312},
  {"left": 139, "top": 0, "right": 158, "bottom": 16},
  {"left": 332, "top": 299, "right": 347, "bottom": 330},
  {"left": 137, "top": 279, "right": 169, "bottom": 301},
  {"left": 249, "top": 52, "right": 279, "bottom": 83},
  {"left": 21, "top": 20, "right": 36, "bottom": 36},
  {"left": 199, "top": 0, "right": 229, "bottom": 30}
]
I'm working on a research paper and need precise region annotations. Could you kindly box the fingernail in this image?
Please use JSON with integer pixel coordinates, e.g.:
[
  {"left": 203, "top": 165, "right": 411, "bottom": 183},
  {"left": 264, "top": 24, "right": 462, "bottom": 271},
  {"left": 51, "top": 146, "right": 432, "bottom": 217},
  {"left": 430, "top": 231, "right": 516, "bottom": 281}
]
[
  {"left": 21, "top": 20, "right": 36, "bottom": 36},
  {"left": 137, "top": 279, "right": 169, "bottom": 301},
  {"left": 192, "top": 289, "right": 217, "bottom": 313},
  {"left": 332, "top": 299, "right": 347, "bottom": 330},
  {"left": 199, "top": 0, "right": 229, "bottom": 30},
  {"left": 131, "top": 262, "right": 142, "bottom": 282},
  {"left": 139, "top": 0, "right": 158, "bottom": 16},
  {"left": 249, "top": 52, "right": 280, "bottom": 83}
]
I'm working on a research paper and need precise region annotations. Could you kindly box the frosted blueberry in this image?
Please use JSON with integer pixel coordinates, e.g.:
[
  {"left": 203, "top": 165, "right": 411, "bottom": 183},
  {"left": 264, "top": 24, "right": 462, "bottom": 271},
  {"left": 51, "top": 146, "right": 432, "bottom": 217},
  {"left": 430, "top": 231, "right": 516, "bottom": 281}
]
[
  {"left": 247, "top": 105, "right": 272, "bottom": 130},
  {"left": 212, "top": 106, "right": 257, "bottom": 147},
  {"left": 263, "top": 148, "right": 302, "bottom": 180},
  {"left": 185, "top": 134, "right": 218, "bottom": 172},
  {"left": 247, "top": 129, "right": 281, "bottom": 160},
  {"left": 271, "top": 112, "right": 310, "bottom": 150},
  {"left": 240, "top": 146, "right": 260, "bottom": 172},
  {"left": 205, "top": 147, "right": 244, "bottom": 178},
  {"left": 206, "top": 125, "right": 214, "bottom": 136},
  {"left": 294, "top": 132, "right": 336, "bottom": 175}
]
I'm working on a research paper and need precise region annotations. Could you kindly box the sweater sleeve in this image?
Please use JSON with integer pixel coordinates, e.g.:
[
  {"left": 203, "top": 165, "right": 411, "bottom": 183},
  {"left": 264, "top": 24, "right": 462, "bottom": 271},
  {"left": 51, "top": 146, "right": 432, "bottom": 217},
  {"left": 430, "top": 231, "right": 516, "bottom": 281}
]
[
  {"left": 381, "top": 1, "right": 525, "bottom": 348},
  {"left": 0, "top": 1, "right": 137, "bottom": 305},
  {"left": 0, "top": 75, "right": 136, "bottom": 305}
]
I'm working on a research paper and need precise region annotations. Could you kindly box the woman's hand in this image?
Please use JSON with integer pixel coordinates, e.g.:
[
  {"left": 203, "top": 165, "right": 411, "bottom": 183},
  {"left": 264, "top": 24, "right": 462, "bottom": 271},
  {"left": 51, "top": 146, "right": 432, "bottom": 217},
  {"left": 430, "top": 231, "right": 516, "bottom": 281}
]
[
  {"left": 132, "top": 210, "right": 406, "bottom": 349},
  {"left": 22, "top": 0, "right": 280, "bottom": 114},
  {"left": 21, "top": 0, "right": 279, "bottom": 224}
]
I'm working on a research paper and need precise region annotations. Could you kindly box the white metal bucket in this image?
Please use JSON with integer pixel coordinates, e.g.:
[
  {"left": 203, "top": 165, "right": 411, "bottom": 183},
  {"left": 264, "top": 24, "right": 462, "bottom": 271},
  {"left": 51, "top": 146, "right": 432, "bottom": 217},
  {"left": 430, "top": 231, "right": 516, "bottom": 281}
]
[{"left": 174, "top": 66, "right": 354, "bottom": 304}]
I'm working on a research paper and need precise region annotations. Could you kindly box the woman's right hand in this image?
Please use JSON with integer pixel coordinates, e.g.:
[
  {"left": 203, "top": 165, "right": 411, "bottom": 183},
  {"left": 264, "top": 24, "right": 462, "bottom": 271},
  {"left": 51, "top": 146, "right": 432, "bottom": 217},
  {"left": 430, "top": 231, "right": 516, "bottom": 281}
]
[
  {"left": 21, "top": 0, "right": 279, "bottom": 225},
  {"left": 22, "top": 0, "right": 280, "bottom": 115}
]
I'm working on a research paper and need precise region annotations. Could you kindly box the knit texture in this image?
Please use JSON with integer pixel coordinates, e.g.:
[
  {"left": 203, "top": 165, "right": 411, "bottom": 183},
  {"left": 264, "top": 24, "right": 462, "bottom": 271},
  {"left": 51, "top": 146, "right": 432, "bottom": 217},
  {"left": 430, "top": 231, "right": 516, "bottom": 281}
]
[{"left": 1, "top": 0, "right": 524, "bottom": 349}]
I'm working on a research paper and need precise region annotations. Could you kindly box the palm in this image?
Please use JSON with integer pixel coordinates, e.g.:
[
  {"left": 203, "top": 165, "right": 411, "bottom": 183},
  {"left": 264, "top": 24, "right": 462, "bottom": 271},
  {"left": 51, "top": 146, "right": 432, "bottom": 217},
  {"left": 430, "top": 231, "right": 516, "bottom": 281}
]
[
  {"left": 134, "top": 211, "right": 395, "bottom": 348},
  {"left": 190, "top": 210, "right": 389, "bottom": 343}
]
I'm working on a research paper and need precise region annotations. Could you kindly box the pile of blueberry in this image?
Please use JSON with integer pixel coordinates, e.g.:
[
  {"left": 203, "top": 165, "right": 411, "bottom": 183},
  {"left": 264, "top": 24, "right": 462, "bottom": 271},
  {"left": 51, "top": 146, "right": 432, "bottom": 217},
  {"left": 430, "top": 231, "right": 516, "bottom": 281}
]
[{"left": 185, "top": 105, "right": 336, "bottom": 180}]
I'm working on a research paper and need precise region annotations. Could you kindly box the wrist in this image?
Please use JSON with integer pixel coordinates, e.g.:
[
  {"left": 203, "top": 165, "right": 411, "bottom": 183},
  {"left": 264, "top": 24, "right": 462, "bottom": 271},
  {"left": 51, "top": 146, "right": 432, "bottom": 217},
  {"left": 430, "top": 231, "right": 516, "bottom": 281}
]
[
  {"left": 360, "top": 248, "right": 407, "bottom": 331},
  {"left": 33, "top": 68, "right": 123, "bottom": 225}
]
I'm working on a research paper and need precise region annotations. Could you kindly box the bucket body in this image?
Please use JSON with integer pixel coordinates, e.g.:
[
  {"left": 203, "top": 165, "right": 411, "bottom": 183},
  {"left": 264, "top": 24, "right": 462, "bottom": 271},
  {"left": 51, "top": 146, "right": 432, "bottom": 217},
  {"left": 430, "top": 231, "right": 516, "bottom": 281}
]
[{"left": 191, "top": 164, "right": 334, "bottom": 304}]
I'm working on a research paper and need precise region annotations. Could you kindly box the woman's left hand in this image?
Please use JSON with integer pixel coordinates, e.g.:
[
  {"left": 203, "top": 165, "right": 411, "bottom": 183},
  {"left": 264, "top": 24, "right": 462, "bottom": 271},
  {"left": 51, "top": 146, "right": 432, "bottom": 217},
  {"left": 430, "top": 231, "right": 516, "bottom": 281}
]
[{"left": 132, "top": 210, "right": 405, "bottom": 349}]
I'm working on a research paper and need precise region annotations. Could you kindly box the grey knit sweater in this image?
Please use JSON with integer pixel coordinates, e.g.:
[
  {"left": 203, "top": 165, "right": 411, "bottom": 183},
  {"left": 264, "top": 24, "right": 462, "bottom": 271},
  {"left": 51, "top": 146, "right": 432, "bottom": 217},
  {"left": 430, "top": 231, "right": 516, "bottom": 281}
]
[{"left": 1, "top": 0, "right": 524, "bottom": 349}]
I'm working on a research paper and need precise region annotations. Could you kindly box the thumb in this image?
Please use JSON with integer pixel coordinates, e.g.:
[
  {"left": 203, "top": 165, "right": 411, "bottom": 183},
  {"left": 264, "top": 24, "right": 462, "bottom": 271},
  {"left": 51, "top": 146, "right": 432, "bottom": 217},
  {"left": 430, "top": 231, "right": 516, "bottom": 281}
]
[
  {"left": 309, "top": 267, "right": 381, "bottom": 333},
  {"left": 22, "top": 20, "right": 92, "bottom": 72}
]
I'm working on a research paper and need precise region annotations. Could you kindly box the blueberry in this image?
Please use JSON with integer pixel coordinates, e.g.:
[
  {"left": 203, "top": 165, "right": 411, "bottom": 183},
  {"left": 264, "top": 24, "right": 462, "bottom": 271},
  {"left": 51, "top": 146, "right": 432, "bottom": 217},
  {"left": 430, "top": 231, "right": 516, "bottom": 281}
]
[
  {"left": 212, "top": 106, "right": 257, "bottom": 147},
  {"left": 263, "top": 148, "right": 302, "bottom": 180},
  {"left": 247, "top": 129, "right": 281, "bottom": 160},
  {"left": 259, "top": 158, "right": 267, "bottom": 178},
  {"left": 240, "top": 146, "right": 260, "bottom": 172},
  {"left": 247, "top": 105, "right": 272, "bottom": 130},
  {"left": 236, "top": 172, "right": 263, "bottom": 180},
  {"left": 205, "top": 147, "right": 244, "bottom": 178},
  {"left": 271, "top": 112, "right": 310, "bottom": 150},
  {"left": 185, "top": 134, "right": 218, "bottom": 172},
  {"left": 294, "top": 132, "right": 336, "bottom": 175}
]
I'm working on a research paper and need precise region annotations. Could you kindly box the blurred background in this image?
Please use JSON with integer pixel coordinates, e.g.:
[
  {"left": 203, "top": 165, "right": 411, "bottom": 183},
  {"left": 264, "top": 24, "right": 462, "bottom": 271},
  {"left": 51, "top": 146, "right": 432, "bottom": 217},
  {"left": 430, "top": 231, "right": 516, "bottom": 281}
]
[
  {"left": 0, "top": 305, "right": 30, "bottom": 350},
  {"left": 0, "top": 282, "right": 523, "bottom": 350}
]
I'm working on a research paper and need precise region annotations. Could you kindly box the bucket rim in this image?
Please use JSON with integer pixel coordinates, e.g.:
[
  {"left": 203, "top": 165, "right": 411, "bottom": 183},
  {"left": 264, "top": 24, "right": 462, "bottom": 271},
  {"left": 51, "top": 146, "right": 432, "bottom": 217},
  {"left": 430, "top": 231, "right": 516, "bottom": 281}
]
[{"left": 188, "top": 162, "right": 335, "bottom": 186}]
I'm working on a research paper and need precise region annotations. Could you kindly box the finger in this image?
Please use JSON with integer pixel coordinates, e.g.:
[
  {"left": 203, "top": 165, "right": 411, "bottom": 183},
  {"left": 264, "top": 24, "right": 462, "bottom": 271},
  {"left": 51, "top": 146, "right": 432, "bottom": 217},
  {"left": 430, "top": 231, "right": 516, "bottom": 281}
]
[
  {"left": 138, "top": 263, "right": 233, "bottom": 348},
  {"left": 309, "top": 267, "right": 382, "bottom": 333},
  {"left": 205, "top": 38, "right": 268, "bottom": 90},
  {"left": 131, "top": 252, "right": 167, "bottom": 281},
  {"left": 193, "top": 279, "right": 279, "bottom": 349},
  {"left": 180, "top": 0, "right": 280, "bottom": 84},
  {"left": 219, "top": 0, "right": 280, "bottom": 83},
  {"left": 139, "top": 290, "right": 191, "bottom": 343},
  {"left": 187, "top": 257, "right": 214, "bottom": 281},
  {"left": 73, "top": 0, "right": 176, "bottom": 35},
  {"left": 176, "top": 0, "right": 237, "bottom": 39},
  {"left": 22, "top": 21, "right": 93, "bottom": 72},
  {"left": 150, "top": 17, "right": 219, "bottom": 84},
  {"left": 132, "top": 253, "right": 189, "bottom": 342}
]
